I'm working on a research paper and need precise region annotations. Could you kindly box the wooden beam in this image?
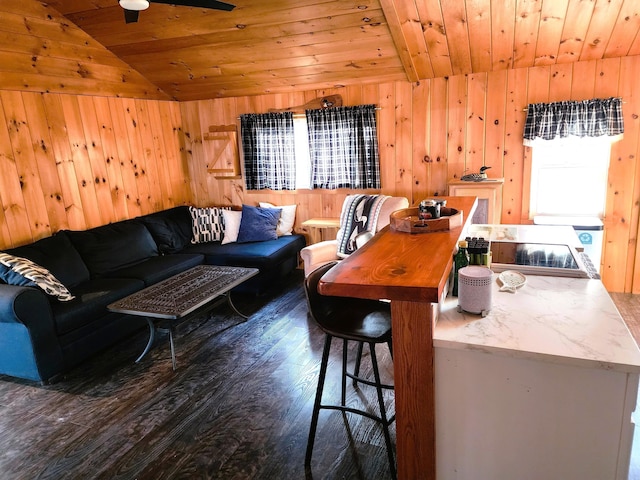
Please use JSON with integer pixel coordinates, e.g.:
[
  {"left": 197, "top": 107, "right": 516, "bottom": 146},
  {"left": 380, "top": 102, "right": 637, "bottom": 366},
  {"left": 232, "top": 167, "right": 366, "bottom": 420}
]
[{"left": 378, "top": 0, "right": 421, "bottom": 82}]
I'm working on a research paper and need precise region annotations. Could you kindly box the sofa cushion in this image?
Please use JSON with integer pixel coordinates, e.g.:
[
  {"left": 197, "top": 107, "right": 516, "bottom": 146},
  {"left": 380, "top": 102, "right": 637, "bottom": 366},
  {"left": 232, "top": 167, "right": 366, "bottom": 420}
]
[
  {"left": 66, "top": 221, "right": 159, "bottom": 278},
  {"left": 237, "top": 205, "right": 281, "bottom": 243},
  {"left": 137, "top": 206, "right": 192, "bottom": 254},
  {"left": 6, "top": 231, "right": 89, "bottom": 288},
  {"left": 182, "top": 234, "right": 306, "bottom": 270},
  {"left": 107, "top": 253, "right": 204, "bottom": 286},
  {"left": 0, "top": 253, "right": 75, "bottom": 301},
  {"left": 53, "top": 277, "right": 145, "bottom": 335}
]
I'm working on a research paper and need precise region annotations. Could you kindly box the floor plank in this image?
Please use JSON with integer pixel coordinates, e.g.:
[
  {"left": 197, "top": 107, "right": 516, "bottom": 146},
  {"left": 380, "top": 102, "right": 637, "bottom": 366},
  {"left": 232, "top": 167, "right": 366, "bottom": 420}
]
[
  {"left": 1, "top": 274, "right": 637, "bottom": 479},
  {"left": 0, "top": 270, "right": 395, "bottom": 480}
]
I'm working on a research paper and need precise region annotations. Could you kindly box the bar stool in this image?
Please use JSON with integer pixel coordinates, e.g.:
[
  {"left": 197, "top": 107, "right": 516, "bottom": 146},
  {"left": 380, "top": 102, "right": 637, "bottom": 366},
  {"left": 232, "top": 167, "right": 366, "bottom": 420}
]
[{"left": 304, "top": 261, "right": 396, "bottom": 479}]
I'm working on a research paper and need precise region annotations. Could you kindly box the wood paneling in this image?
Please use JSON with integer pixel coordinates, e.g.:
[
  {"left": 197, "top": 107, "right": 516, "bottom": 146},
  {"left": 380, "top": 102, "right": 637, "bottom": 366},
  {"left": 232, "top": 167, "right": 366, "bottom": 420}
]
[
  {"left": 181, "top": 57, "right": 640, "bottom": 293},
  {"left": 49, "top": 0, "right": 406, "bottom": 101},
  {"left": 0, "top": 91, "right": 191, "bottom": 248},
  {"left": 0, "top": 62, "right": 637, "bottom": 294},
  {"left": 0, "top": 0, "right": 169, "bottom": 100},
  {"left": 0, "top": 0, "right": 638, "bottom": 293},
  {"left": 38, "top": 0, "right": 640, "bottom": 102}
]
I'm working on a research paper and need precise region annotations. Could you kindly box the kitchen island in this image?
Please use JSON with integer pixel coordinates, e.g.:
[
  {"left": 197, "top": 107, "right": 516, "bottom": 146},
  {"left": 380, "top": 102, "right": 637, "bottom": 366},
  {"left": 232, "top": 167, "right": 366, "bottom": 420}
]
[
  {"left": 319, "top": 196, "right": 640, "bottom": 479},
  {"left": 435, "top": 273, "right": 640, "bottom": 480}
]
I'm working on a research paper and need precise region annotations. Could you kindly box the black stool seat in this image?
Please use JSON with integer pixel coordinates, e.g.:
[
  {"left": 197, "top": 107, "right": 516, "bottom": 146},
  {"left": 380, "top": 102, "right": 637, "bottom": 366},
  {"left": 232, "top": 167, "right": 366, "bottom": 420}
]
[
  {"left": 315, "top": 303, "right": 392, "bottom": 342},
  {"left": 304, "top": 261, "right": 396, "bottom": 479}
]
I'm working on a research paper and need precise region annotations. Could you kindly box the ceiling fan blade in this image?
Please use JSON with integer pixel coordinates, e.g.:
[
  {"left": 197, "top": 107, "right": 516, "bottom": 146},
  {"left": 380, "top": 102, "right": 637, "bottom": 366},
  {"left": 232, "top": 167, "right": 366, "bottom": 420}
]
[
  {"left": 150, "top": 0, "right": 235, "bottom": 11},
  {"left": 123, "top": 9, "right": 140, "bottom": 23}
]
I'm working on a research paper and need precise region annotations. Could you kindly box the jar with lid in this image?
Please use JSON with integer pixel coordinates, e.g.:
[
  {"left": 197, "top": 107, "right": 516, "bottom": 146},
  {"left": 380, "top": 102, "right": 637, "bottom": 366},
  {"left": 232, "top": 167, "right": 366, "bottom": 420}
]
[{"left": 419, "top": 199, "right": 441, "bottom": 219}]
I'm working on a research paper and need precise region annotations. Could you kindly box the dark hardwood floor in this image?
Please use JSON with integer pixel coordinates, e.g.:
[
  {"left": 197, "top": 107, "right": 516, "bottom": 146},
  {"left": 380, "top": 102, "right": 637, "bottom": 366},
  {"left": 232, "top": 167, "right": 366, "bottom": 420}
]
[
  {"left": 1, "top": 272, "right": 639, "bottom": 480},
  {"left": 0, "top": 270, "right": 396, "bottom": 480}
]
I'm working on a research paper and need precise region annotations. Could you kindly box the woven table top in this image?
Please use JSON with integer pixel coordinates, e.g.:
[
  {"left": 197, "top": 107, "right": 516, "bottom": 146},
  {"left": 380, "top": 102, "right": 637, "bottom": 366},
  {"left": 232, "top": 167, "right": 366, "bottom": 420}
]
[{"left": 108, "top": 265, "right": 258, "bottom": 319}]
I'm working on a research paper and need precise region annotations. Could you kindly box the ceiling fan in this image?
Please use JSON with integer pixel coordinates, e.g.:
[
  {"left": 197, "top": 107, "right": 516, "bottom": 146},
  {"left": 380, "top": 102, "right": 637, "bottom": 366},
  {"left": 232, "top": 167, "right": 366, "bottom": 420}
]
[{"left": 118, "top": 0, "right": 235, "bottom": 24}]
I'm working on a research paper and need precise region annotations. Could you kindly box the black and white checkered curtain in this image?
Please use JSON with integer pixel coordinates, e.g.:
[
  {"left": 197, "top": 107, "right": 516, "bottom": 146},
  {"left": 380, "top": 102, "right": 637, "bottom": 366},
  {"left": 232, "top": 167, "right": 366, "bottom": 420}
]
[
  {"left": 523, "top": 97, "right": 624, "bottom": 146},
  {"left": 241, "top": 112, "right": 296, "bottom": 190},
  {"left": 306, "top": 105, "right": 380, "bottom": 189}
]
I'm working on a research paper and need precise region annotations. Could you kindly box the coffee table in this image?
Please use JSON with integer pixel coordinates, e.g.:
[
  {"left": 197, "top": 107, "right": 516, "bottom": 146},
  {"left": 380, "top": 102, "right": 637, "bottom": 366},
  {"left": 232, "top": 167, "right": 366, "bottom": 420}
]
[{"left": 107, "top": 265, "right": 258, "bottom": 370}]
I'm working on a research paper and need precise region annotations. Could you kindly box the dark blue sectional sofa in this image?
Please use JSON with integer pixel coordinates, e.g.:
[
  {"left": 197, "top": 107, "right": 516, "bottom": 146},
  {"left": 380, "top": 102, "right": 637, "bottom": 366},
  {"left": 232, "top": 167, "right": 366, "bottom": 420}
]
[{"left": 0, "top": 206, "right": 305, "bottom": 383}]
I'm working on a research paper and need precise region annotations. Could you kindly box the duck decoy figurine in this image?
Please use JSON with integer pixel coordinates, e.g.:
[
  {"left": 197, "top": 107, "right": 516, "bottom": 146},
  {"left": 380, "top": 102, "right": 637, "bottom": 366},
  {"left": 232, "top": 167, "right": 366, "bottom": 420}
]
[{"left": 460, "top": 166, "right": 491, "bottom": 182}]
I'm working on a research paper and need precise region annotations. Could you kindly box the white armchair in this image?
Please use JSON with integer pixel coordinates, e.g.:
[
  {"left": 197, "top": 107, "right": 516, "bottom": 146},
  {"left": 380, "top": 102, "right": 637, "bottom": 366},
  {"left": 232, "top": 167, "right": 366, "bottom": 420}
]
[{"left": 300, "top": 196, "right": 409, "bottom": 276}]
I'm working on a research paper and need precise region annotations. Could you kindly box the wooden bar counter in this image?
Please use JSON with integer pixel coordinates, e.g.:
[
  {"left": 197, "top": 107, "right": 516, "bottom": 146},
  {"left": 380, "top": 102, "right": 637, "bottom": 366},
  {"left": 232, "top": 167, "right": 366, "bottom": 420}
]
[{"left": 318, "top": 196, "right": 477, "bottom": 480}]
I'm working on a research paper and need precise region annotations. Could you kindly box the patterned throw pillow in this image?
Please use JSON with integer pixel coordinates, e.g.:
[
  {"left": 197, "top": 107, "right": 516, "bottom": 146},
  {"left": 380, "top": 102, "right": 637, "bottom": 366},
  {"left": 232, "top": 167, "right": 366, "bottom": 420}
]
[
  {"left": 0, "top": 252, "right": 75, "bottom": 301},
  {"left": 189, "top": 206, "right": 226, "bottom": 244}
]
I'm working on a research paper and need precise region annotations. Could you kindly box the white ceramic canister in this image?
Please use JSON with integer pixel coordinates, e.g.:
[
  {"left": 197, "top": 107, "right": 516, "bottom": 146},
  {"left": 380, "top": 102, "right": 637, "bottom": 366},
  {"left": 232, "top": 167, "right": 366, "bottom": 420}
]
[{"left": 457, "top": 266, "right": 493, "bottom": 317}]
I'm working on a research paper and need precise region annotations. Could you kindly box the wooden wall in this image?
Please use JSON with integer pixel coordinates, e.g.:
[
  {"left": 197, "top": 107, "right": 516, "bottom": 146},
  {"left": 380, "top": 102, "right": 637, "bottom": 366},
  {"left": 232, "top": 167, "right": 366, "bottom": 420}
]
[
  {"left": 0, "top": 63, "right": 637, "bottom": 293},
  {"left": 181, "top": 57, "right": 640, "bottom": 294},
  {"left": 0, "top": 91, "right": 191, "bottom": 246},
  {"left": 0, "top": 1, "right": 190, "bottom": 247},
  {"left": 0, "top": 0, "right": 637, "bottom": 292}
]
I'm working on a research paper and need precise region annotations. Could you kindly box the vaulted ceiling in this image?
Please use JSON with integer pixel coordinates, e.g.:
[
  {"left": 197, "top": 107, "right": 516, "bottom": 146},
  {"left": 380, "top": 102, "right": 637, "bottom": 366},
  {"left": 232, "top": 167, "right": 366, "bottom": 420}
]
[{"left": 47, "top": 0, "right": 640, "bottom": 102}]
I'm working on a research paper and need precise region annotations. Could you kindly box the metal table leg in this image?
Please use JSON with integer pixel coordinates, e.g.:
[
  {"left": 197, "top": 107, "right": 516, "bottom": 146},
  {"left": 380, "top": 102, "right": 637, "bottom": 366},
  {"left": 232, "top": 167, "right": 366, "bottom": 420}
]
[
  {"left": 135, "top": 317, "right": 156, "bottom": 364},
  {"left": 136, "top": 318, "right": 177, "bottom": 370},
  {"left": 226, "top": 291, "right": 250, "bottom": 319},
  {"left": 168, "top": 325, "right": 177, "bottom": 371},
  {"left": 135, "top": 290, "right": 249, "bottom": 369}
]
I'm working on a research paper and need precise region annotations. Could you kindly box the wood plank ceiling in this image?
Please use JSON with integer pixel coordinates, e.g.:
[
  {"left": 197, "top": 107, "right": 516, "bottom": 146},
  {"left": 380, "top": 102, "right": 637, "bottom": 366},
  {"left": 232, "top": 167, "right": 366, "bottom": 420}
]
[{"left": 47, "top": 0, "right": 640, "bottom": 101}]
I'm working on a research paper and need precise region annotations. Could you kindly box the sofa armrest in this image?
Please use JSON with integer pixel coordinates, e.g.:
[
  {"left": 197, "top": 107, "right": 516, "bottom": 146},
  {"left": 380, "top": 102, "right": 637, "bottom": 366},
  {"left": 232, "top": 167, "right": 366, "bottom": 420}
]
[
  {"left": 0, "top": 285, "right": 64, "bottom": 382},
  {"left": 300, "top": 240, "right": 339, "bottom": 277}
]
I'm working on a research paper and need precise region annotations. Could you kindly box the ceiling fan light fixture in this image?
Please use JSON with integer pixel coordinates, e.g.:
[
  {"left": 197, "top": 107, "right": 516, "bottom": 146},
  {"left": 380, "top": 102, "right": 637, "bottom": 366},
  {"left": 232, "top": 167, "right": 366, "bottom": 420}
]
[{"left": 119, "top": 0, "right": 149, "bottom": 11}]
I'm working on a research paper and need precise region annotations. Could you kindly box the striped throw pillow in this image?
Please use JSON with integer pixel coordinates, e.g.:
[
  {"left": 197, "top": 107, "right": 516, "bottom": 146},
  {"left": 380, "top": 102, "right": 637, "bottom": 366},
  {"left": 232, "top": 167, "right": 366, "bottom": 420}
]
[
  {"left": 189, "top": 206, "right": 227, "bottom": 244},
  {"left": 0, "top": 252, "right": 75, "bottom": 301}
]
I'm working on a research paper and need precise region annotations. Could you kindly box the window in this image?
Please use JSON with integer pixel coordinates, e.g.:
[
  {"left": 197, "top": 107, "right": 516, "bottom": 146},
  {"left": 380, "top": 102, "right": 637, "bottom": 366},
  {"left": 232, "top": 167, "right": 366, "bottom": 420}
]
[
  {"left": 240, "top": 105, "right": 380, "bottom": 191},
  {"left": 240, "top": 112, "right": 296, "bottom": 190},
  {"left": 306, "top": 105, "right": 381, "bottom": 189},
  {"left": 523, "top": 97, "right": 624, "bottom": 220},
  {"left": 529, "top": 137, "right": 611, "bottom": 218}
]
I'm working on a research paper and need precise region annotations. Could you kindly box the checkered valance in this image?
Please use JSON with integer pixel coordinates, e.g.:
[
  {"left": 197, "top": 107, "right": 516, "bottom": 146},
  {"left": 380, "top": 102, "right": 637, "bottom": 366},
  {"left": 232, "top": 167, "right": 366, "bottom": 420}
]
[{"left": 523, "top": 97, "right": 624, "bottom": 146}]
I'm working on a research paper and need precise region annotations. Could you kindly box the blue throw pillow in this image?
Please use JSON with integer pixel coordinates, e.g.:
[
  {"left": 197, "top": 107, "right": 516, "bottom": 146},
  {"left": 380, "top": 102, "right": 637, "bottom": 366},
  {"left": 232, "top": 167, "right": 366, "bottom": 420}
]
[{"left": 236, "top": 205, "right": 281, "bottom": 243}]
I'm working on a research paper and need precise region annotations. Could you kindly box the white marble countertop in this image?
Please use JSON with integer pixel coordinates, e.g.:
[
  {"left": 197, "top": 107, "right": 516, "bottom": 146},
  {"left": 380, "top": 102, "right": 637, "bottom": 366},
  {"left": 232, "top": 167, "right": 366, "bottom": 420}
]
[{"left": 435, "top": 274, "right": 640, "bottom": 373}]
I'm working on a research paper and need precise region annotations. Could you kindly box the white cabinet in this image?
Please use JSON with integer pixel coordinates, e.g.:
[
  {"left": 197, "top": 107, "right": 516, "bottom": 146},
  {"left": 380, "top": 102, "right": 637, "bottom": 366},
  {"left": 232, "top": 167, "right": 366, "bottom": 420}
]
[
  {"left": 448, "top": 178, "right": 504, "bottom": 224},
  {"left": 435, "top": 348, "right": 638, "bottom": 480},
  {"left": 434, "top": 274, "right": 640, "bottom": 480}
]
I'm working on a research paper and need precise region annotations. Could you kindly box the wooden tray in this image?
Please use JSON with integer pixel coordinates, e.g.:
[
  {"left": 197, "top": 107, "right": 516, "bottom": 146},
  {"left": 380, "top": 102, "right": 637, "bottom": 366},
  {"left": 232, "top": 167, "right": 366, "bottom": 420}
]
[{"left": 389, "top": 207, "right": 463, "bottom": 233}]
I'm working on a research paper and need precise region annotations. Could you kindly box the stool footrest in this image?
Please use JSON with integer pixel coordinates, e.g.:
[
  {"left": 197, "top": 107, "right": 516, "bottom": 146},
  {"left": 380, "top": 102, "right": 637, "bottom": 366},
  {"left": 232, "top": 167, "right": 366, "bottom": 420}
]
[
  {"left": 318, "top": 403, "right": 396, "bottom": 427},
  {"left": 347, "top": 371, "right": 394, "bottom": 390}
]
